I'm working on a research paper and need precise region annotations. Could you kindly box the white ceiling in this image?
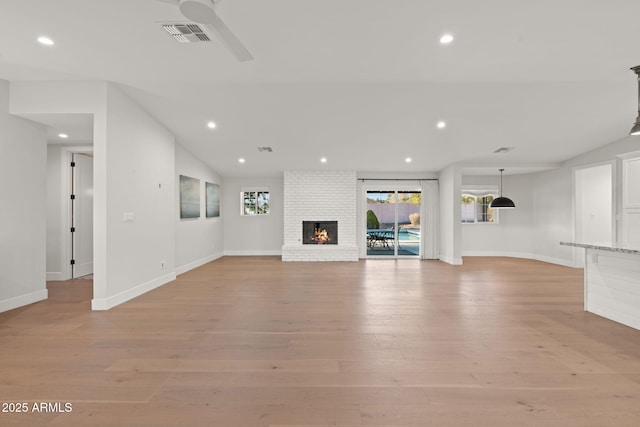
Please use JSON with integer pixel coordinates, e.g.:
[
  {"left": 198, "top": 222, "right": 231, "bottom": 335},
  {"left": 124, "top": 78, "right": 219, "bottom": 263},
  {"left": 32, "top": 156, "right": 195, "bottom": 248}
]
[
  {"left": 2, "top": 0, "right": 640, "bottom": 177},
  {"left": 30, "top": 113, "right": 94, "bottom": 145}
]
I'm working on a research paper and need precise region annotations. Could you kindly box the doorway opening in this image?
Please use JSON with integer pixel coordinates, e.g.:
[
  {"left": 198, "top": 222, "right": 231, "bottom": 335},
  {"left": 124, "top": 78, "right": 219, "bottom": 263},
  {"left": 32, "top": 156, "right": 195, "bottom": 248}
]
[
  {"left": 574, "top": 162, "right": 614, "bottom": 267},
  {"left": 69, "top": 152, "right": 93, "bottom": 278}
]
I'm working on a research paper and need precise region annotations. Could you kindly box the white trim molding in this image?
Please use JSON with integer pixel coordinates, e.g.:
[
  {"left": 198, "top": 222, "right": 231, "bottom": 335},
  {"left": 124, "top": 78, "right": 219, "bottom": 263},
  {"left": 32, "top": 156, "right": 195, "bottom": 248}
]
[
  {"left": 176, "top": 251, "right": 224, "bottom": 275},
  {"left": 439, "top": 255, "right": 463, "bottom": 265},
  {"left": 0, "top": 289, "right": 48, "bottom": 313},
  {"left": 46, "top": 272, "right": 66, "bottom": 281},
  {"left": 91, "top": 273, "right": 176, "bottom": 311},
  {"left": 224, "top": 250, "right": 282, "bottom": 257},
  {"left": 462, "top": 251, "right": 577, "bottom": 268}
]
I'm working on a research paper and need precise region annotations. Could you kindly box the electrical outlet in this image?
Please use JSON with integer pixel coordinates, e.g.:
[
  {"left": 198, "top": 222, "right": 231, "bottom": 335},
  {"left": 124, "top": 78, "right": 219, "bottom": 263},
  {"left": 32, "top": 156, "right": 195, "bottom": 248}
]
[{"left": 160, "top": 260, "right": 166, "bottom": 269}]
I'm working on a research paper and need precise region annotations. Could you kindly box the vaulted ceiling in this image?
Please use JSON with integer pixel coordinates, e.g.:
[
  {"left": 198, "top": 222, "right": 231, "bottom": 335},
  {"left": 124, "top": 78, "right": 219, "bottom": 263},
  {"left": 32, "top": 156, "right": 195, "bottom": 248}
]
[{"left": 2, "top": 0, "right": 640, "bottom": 176}]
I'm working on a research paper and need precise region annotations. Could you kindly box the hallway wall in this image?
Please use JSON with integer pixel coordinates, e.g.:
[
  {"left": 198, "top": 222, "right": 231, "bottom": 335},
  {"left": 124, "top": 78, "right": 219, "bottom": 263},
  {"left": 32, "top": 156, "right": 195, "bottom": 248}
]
[
  {"left": 175, "top": 143, "right": 224, "bottom": 272},
  {"left": 0, "top": 80, "right": 48, "bottom": 312}
]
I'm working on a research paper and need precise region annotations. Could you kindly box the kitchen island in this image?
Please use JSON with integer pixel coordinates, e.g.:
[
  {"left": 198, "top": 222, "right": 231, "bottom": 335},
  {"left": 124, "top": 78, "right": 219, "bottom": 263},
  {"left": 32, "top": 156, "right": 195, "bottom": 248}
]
[{"left": 561, "top": 242, "right": 640, "bottom": 330}]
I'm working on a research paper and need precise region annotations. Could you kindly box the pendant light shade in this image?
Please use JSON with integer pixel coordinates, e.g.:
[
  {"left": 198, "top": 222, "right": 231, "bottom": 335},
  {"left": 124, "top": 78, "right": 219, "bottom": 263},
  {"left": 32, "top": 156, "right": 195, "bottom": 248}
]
[
  {"left": 490, "top": 196, "right": 516, "bottom": 208},
  {"left": 489, "top": 169, "right": 516, "bottom": 209},
  {"left": 630, "top": 65, "right": 640, "bottom": 136}
]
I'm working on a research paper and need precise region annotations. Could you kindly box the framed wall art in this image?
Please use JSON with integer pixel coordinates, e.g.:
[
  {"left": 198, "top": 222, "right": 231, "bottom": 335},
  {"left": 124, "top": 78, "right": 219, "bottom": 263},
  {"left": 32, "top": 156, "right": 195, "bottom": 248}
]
[
  {"left": 206, "top": 182, "right": 220, "bottom": 218},
  {"left": 180, "top": 175, "right": 200, "bottom": 219}
]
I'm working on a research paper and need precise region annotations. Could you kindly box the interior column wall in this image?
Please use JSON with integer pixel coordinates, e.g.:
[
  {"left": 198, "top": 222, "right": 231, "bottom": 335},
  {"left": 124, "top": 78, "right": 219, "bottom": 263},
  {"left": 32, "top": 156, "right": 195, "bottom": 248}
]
[
  {"left": 438, "top": 164, "right": 462, "bottom": 265},
  {"left": 46, "top": 144, "right": 64, "bottom": 281},
  {"left": 0, "top": 80, "right": 48, "bottom": 312},
  {"left": 100, "top": 83, "right": 175, "bottom": 308}
]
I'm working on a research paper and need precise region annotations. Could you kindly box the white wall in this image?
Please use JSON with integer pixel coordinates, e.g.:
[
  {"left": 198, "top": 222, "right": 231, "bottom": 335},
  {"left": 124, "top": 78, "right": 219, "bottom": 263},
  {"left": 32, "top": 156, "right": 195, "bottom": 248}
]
[
  {"left": 563, "top": 136, "right": 639, "bottom": 245},
  {"left": 0, "top": 80, "right": 48, "bottom": 312},
  {"left": 458, "top": 135, "right": 640, "bottom": 268},
  {"left": 11, "top": 81, "right": 178, "bottom": 310},
  {"left": 100, "top": 84, "right": 176, "bottom": 308},
  {"left": 438, "top": 164, "right": 462, "bottom": 264},
  {"left": 175, "top": 143, "right": 224, "bottom": 272},
  {"left": 532, "top": 167, "right": 574, "bottom": 266},
  {"left": 461, "top": 174, "right": 534, "bottom": 258},
  {"left": 461, "top": 165, "right": 612, "bottom": 268},
  {"left": 575, "top": 163, "right": 613, "bottom": 244},
  {"left": 530, "top": 137, "right": 640, "bottom": 267},
  {"left": 222, "top": 176, "right": 284, "bottom": 256},
  {"left": 46, "top": 144, "right": 64, "bottom": 280}
]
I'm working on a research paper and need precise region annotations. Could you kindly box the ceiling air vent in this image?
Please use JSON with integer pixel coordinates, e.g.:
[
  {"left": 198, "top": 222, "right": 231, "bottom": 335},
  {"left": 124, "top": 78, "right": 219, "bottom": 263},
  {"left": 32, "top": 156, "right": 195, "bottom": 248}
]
[
  {"left": 257, "top": 147, "right": 273, "bottom": 152},
  {"left": 162, "top": 23, "right": 211, "bottom": 43},
  {"left": 493, "top": 146, "right": 514, "bottom": 154}
]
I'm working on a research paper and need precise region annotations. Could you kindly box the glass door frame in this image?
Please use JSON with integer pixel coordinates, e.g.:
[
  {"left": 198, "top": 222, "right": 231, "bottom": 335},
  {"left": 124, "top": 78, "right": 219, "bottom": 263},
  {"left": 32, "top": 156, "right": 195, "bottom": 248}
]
[{"left": 363, "top": 183, "right": 422, "bottom": 259}]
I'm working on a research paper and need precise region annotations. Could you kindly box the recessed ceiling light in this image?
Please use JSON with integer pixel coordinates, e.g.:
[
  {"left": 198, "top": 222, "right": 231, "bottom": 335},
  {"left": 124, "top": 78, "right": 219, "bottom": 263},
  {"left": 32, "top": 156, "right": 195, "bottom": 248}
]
[
  {"left": 238, "top": 158, "right": 245, "bottom": 164},
  {"left": 437, "top": 121, "right": 446, "bottom": 129},
  {"left": 440, "top": 34, "right": 454, "bottom": 44},
  {"left": 320, "top": 157, "right": 327, "bottom": 163},
  {"left": 207, "top": 121, "right": 216, "bottom": 129},
  {"left": 58, "top": 133, "right": 68, "bottom": 138},
  {"left": 37, "top": 36, "right": 54, "bottom": 46},
  {"left": 405, "top": 157, "right": 412, "bottom": 163}
]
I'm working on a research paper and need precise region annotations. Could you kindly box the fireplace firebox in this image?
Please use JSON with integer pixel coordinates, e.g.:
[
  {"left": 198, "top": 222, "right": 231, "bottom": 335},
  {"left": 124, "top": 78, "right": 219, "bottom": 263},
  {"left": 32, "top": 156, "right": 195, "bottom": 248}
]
[{"left": 302, "top": 221, "right": 338, "bottom": 245}]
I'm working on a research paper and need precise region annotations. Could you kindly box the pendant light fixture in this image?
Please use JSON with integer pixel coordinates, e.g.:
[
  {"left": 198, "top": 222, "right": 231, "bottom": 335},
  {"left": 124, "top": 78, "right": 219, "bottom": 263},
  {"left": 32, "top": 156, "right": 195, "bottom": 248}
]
[
  {"left": 631, "top": 65, "right": 640, "bottom": 136},
  {"left": 489, "top": 168, "right": 516, "bottom": 209}
]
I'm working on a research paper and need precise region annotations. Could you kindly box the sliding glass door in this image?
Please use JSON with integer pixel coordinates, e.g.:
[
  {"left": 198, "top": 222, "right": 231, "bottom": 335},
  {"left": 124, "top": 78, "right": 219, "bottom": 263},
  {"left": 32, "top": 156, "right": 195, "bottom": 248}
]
[
  {"left": 397, "top": 191, "right": 421, "bottom": 256},
  {"left": 366, "top": 191, "right": 396, "bottom": 257},
  {"left": 366, "top": 189, "right": 421, "bottom": 257}
]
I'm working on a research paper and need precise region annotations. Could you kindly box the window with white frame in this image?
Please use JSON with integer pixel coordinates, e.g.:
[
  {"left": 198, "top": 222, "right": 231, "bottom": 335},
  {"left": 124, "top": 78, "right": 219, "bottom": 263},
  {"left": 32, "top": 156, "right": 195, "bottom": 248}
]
[
  {"left": 461, "top": 186, "right": 498, "bottom": 224},
  {"left": 241, "top": 189, "right": 270, "bottom": 215}
]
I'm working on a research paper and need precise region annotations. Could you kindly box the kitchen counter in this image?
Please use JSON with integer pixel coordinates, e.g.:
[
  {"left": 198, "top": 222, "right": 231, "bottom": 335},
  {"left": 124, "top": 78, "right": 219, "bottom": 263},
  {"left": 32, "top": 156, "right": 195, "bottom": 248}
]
[
  {"left": 560, "top": 241, "right": 640, "bottom": 255},
  {"left": 560, "top": 241, "right": 640, "bottom": 331}
]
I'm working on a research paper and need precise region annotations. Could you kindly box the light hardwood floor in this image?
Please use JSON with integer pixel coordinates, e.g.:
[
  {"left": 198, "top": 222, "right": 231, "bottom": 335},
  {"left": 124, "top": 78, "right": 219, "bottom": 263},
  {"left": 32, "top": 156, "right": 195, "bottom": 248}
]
[{"left": 1, "top": 256, "right": 639, "bottom": 426}]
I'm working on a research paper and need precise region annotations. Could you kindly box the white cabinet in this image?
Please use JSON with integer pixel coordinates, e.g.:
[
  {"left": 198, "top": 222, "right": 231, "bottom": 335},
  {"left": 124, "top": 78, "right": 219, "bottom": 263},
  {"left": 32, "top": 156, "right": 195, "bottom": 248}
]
[
  {"left": 622, "top": 155, "right": 640, "bottom": 244},
  {"left": 561, "top": 242, "right": 640, "bottom": 331}
]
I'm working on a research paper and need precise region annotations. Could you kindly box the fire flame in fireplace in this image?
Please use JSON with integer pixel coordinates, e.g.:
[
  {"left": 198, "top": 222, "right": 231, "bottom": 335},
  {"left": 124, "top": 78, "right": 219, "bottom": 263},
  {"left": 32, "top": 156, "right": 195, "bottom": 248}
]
[{"left": 312, "top": 227, "right": 331, "bottom": 243}]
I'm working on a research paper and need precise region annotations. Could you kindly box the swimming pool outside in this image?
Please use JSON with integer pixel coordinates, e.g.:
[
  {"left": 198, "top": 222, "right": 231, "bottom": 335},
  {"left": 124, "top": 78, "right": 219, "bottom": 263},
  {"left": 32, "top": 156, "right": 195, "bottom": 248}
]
[{"left": 367, "top": 229, "right": 421, "bottom": 241}]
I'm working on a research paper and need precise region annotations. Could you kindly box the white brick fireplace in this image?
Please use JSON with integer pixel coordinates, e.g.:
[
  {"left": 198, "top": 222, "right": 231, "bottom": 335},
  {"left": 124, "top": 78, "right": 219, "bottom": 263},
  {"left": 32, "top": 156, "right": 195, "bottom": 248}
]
[{"left": 282, "top": 170, "right": 359, "bottom": 261}]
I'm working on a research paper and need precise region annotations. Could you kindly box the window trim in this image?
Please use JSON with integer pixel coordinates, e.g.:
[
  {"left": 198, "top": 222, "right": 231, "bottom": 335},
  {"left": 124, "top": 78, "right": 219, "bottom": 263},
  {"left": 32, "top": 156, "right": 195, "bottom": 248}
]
[
  {"left": 240, "top": 189, "right": 270, "bottom": 216},
  {"left": 461, "top": 185, "right": 499, "bottom": 224}
]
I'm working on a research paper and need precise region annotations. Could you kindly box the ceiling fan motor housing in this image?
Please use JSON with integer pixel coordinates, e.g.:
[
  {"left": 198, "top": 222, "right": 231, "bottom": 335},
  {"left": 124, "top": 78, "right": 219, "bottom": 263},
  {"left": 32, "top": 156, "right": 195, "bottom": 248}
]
[{"left": 179, "top": 0, "right": 218, "bottom": 24}]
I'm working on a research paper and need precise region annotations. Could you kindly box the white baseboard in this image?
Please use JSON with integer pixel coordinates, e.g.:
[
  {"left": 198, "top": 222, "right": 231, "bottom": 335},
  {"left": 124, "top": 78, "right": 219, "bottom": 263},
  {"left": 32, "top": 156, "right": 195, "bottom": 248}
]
[
  {"left": 439, "top": 255, "right": 463, "bottom": 265},
  {"left": 462, "top": 250, "right": 533, "bottom": 259},
  {"left": 462, "top": 251, "right": 577, "bottom": 268},
  {"left": 74, "top": 262, "right": 93, "bottom": 278},
  {"left": 224, "top": 250, "right": 282, "bottom": 256},
  {"left": 531, "top": 254, "right": 578, "bottom": 268},
  {"left": 91, "top": 272, "right": 176, "bottom": 311},
  {"left": 176, "top": 251, "right": 224, "bottom": 275},
  {"left": 0, "top": 289, "right": 48, "bottom": 313},
  {"left": 46, "top": 272, "right": 66, "bottom": 281}
]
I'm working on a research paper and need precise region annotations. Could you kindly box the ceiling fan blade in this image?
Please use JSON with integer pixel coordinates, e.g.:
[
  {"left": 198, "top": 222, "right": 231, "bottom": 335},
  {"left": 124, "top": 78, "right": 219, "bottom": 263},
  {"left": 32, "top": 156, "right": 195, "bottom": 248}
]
[{"left": 204, "top": 16, "right": 253, "bottom": 62}]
